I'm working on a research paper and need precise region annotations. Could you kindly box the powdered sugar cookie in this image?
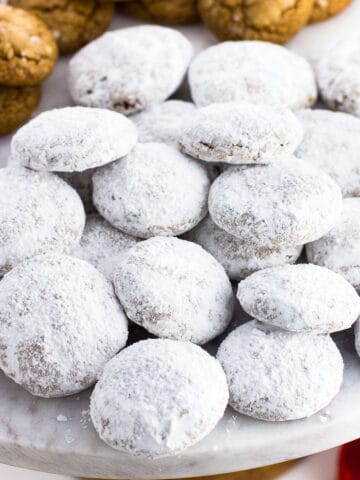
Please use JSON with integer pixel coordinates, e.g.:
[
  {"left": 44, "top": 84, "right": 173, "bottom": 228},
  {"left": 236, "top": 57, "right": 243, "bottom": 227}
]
[
  {"left": 113, "top": 237, "right": 234, "bottom": 344},
  {"left": 0, "top": 254, "right": 128, "bottom": 397},
  {"left": 68, "top": 26, "right": 193, "bottom": 114},
  {"left": 73, "top": 214, "right": 139, "bottom": 280},
  {"left": 306, "top": 198, "right": 360, "bottom": 291},
  {"left": 209, "top": 161, "right": 342, "bottom": 249},
  {"left": 217, "top": 320, "right": 343, "bottom": 421},
  {"left": 295, "top": 109, "right": 360, "bottom": 197},
  {"left": 11, "top": 107, "right": 137, "bottom": 172},
  {"left": 184, "top": 216, "right": 302, "bottom": 281},
  {"left": 238, "top": 264, "right": 360, "bottom": 333},
  {"left": 131, "top": 100, "right": 195, "bottom": 145},
  {"left": 90, "top": 339, "right": 228, "bottom": 457},
  {"left": 317, "top": 35, "right": 360, "bottom": 117},
  {"left": 178, "top": 102, "right": 303, "bottom": 164},
  {"left": 93, "top": 143, "right": 210, "bottom": 239},
  {"left": 189, "top": 41, "right": 317, "bottom": 110},
  {"left": 0, "top": 166, "right": 85, "bottom": 276}
]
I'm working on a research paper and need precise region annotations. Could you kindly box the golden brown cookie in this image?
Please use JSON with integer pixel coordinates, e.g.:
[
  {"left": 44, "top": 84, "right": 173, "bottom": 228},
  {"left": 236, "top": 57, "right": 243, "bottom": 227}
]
[
  {"left": 8, "top": 0, "right": 115, "bottom": 54},
  {"left": 0, "top": 4, "right": 57, "bottom": 86},
  {"left": 309, "top": 0, "right": 352, "bottom": 22},
  {"left": 120, "top": 0, "right": 199, "bottom": 24},
  {"left": 0, "top": 84, "right": 41, "bottom": 136},
  {"left": 198, "top": 0, "right": 314, "bottom": 44}
]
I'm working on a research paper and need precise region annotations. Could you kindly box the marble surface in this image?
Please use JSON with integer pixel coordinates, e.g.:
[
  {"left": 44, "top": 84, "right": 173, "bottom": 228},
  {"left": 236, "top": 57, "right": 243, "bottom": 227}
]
[{"left": 1, "top": 2, "right": 360, "bottom": 478}]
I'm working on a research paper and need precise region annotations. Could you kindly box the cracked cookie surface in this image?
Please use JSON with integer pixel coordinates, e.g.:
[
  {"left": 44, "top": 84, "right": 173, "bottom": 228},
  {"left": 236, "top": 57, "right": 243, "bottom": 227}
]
[
  {"left": 0, "top": 84, "right": 40, "bottom": 135},
  {"left": 0, "top": 4, "right": 57, "bottom": 86},
  {"left": 310, "top": 0, "right": 352, "bottom": 22},
  {"left": 120, "top": 0, "right": 199, "bottom": 24},
  {"left": 198, "top": 0, "right": 314, "bottom": 44},
  {"left": 9, "top": 0, "right": 114, "bottom": 54}
]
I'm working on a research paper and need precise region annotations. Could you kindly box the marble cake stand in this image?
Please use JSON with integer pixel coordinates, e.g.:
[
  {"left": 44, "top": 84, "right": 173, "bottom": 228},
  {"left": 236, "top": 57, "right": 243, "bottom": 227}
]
[{"left": 1, "top": 2, "right": 360, "bottom": 478}]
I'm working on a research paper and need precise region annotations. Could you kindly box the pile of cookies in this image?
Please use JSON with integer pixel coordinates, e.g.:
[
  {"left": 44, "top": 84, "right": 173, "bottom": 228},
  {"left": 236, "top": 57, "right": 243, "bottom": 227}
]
[{"left": 2, "top": 24, "right": 360, "bottom": 458}]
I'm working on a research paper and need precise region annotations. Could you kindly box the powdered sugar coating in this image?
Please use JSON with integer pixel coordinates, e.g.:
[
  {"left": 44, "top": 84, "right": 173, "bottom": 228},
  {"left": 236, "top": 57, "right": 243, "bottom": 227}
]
[
  {"left": 131, "top": 100, "right": 195, "bottom": 145},
  {"left": 209, "top": 161, "right": 342, "bottom": 249},
  {"left": 306, "top": 198, "right": 360, "bottom": 291},
  {"left": 189, "top": 41, "right": 317, "bottom": 110},
  {"left": 73, "top": 214, "right": 140, "bottom": 280},
  {"left": 178, "top": 102, "right": 303, "bottom": 165},
  {"left": 113, "top": 237, "right": 234, "bottom": 344},
  {"left": 68, "top": 26, "right": 193, "bottom": 114},
  {"left": 11, "top": 107, "right": 137, "bottom": 172},
  {"left": 90, "top": 339, "right": 228, "bottom": 457},
  {"left": 0, "top": 254, "right": 128, "bottom": 398},
  {"left": 184, "top": 216, "right": 302, "bottom": 281},
  {"left": 217, "top": 320, "right": 343, "bottom": 421},
  {"left": 317, "top": 35, "right": 360, "bottom": 117},
  {"left": 0, "top": 166, "right": 85, "bottom": 276},
  {"left": 237, "top": 264, "right": 360, "bottom": 333},
  {"left": 93, "top": 143, "right": 210, "bottom": 239},
  {"left": 295, "top": 109, "right": 360, "bottom": 197}
]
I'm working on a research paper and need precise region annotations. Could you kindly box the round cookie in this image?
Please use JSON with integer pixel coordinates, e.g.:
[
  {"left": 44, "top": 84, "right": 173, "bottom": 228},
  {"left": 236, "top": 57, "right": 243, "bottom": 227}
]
[
  {"left": 238, "top": 264, "right": 360, "bottom": 333},
  {"left": 90, "top": 339, "right": 228, "bottom": 457},
  {"left": 0, "top": 84, "right": 40, "bottom": 136},
  {"left": 178, "top": 102, "right": 303, "bottom": 164},
  {"left": 59, "top": 168, "right": 97, "bottom": 213},
  {"left": 11, "top": 107, "right": 137, "bottom": 172},
  {"left": 0, "top": 254, "right": 128, "bottom": 398},
  {"left": 306, "top": 198, "right": 360, "bottom": 292},
  {"left": 73, "top": 214, "right": 140, "bottom": 281},
  {"left": 198, "top": 0, "right": 314, "bottom": 44},
  {"left": 317, "top": 35, "right": 360, "bottom": 117},
  {"left": 295, "top": 109, "right": 360, "bottom": 197},
  {"left": 184, "top": 216, "right": 303, "bottom": 281},
  {"left": 131, "top": 100, "right": 195, "bottom": 145},
  {"left": 93, "top": 143, "right": 210, "bottom": 239},
  {"left": 310, "top": 0, "right": 352, "bottom": 23},
  {"left": 0, "top": 4, "right": 58, "bottom": 86},
  {"left": 217, "top": 320, "right": 344, "bottom": 421},
  {"left": 208, "top": 161, "right": 342, "bottom": 249},
  {"left": 189, "top": 41, "right": 317, "bottom": 110},
  {"left": 0, "top": 166, "right": 85, "bottom": 276},
  {"left": 68, "top": 26, "right": 193, "bottom": 114},
  {"left": 9, "top": 0, "right": 114, "bottom": 54},
  {"left": 120, "top": 0, "right": 199, "bottom": 24},
  {"left": 113, "top": 237, "right": 234, "bottom": 344}
]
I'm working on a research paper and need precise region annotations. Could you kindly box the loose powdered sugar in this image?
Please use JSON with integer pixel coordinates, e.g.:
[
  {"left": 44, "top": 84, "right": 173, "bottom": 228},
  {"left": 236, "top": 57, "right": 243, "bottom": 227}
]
[
  {"left": 295, "top": 109, "right": 360, "bottom": 197},
  {"left": 90, "top": 339, "right": 228, "bottom": 457},
  {"left": 73, "top": 214, "right": 140, "bottom": 280},
  {"left": 0, "top": 254, "right": 128, "bottom": 398},
  {"left": 68, "top": 26, "right": 193, "bottom": 114},
  {"left": 131, "top": 100, "right": 195, "bottom": 145},
  {"left": 208, "top": 160, "right": 342, "bottom": 249},
  {"left": 113, "top": 237, "right": 234, "bottom": 344},
  {"left": 93, "top": 143, "right": 210, "bottom": 239},
  {"left": 237, "top": 264, "right": 360, "bottom": 333},
  {"left": 184, "top": 216, "right": 302, "bottom": 281},
  {"left": 317, "top": 35, "right": 360, "bottom": 117},
  {"left": 11, "top": 107, "right": 137, "bottom": 172},
  {"left": 0, "top": 166, "right": 85, "bottom": 276},
  {"left": 306, "top": 198, "right": 360, "bottom": 291},
  {"left": 217, "top": 320, "right": 343, "bottom": 421},
  {"left": 189, "top": 41, "right": 317, "bottom": 110},
  {"left": 178, "top": 101, "right": 303, "bottom": 164}
]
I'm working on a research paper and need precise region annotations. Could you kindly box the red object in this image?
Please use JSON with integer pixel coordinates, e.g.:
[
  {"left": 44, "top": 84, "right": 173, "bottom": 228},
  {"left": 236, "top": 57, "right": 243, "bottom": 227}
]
[{"left": 339, "top": 440, "right": 360, "bottom": 480}]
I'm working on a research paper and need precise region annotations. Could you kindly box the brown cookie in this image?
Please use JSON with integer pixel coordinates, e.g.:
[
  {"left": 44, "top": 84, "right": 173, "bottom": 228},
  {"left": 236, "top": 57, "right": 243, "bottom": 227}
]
[
  {"left": 0, "top": 84, "right": 41, "bottom": 136},
  {"left": 309, "top": 0, "right": 352, "bottom": 22},
  {"left": 0, "top": 4, "right": 57, "bottom": 86},
  {"left": 198, "top": 0, "right": 314, "bottom": 44},
  {"left": 120, "top": 0, "right": 199, "bottom": 24},
  {"left": 8, "top": 0, "right": 115, "bottom": 54}
]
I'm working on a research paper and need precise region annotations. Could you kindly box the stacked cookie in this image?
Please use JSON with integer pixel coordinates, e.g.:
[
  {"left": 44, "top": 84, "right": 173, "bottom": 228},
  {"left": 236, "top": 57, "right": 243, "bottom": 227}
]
[{"left": 0, "top": 4, "right": 57, "bottom": 135}]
